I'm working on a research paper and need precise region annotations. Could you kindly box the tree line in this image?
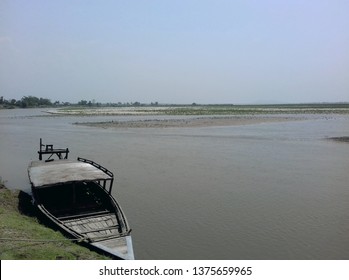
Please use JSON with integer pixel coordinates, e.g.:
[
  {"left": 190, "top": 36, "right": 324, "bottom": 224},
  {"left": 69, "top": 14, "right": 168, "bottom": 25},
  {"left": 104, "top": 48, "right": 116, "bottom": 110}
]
[
  {"left": 0, "top": 96, "right": 57, "bottom": 108},
  {"left": 0, "top": 95, "right": 161, "bottom": 109}
]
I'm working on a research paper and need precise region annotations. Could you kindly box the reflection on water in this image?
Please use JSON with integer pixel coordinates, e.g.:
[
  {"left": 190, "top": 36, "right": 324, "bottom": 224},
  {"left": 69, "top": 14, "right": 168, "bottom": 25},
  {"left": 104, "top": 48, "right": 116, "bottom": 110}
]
[{"left": 1, "top": 109, "right": 349, "bottom": 259}]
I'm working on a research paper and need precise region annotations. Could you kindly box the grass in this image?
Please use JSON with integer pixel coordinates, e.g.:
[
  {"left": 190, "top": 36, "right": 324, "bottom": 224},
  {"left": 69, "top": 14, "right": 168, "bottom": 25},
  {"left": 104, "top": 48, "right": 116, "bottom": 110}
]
[
  {"left": 0, "top": 183, "right": 111, "bottom": 260},
  {"left": 51, "top": 103, "right": 349, "bottom": 116}
]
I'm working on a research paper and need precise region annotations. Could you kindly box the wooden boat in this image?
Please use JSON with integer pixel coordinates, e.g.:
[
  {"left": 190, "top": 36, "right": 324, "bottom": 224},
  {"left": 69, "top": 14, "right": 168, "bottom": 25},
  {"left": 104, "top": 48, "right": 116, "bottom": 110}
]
[{"left": 28, "top": 139, "right": 134, "bottom": 260}]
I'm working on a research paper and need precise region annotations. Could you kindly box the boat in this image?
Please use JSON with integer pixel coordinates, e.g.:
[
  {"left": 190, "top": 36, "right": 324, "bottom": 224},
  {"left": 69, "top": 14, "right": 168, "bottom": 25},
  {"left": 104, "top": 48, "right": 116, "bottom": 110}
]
[{"left": 28, "top": 139, "right": 134, "bottom": 260}]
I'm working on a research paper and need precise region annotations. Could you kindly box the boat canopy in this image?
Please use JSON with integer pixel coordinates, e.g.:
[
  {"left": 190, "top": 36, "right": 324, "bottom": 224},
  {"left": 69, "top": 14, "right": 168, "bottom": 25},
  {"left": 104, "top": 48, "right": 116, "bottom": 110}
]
[{"left": 29, "top": 160, "right": 113, "bottom": 188}]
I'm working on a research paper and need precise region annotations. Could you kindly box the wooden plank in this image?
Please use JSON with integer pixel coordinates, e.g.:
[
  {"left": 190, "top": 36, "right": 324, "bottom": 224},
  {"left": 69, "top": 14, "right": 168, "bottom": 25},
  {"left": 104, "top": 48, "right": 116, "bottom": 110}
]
[
  {"left": 59, "top": 210, "right": 110, "bottom": 221},
  {"left": 79, "top": 225, "right": 120, "bottom": 234}
]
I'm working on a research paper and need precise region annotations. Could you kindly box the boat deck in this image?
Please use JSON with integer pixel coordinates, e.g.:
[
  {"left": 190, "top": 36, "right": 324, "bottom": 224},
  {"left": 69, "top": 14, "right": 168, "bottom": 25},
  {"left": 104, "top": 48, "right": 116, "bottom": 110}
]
[{"left": 59, "top": 211, "right": 121, "bottom": 241}]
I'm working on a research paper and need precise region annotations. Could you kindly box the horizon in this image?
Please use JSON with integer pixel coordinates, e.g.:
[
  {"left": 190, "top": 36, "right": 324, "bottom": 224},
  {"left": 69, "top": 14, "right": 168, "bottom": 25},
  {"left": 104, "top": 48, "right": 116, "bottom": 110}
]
[{"left": 1, "top": 94, "right": 348, "bottom": 107}]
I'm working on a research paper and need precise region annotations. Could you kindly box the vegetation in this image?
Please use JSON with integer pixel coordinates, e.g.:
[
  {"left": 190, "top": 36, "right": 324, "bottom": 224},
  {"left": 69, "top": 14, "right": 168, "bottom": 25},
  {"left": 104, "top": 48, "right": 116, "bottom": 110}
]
[
  {"left": 53, "top": 103, "right": 349, "bottom": 116},
  {"left": 0, "top": 95, "right": 57, "bottom": 109},
  {"left": 0, "top": 182, "right": 111, "bottom": 260},
  {"left": 161, "top": 103, "right": 349, "bottom": 115},
  {"left": 0, "top": 95, "right": 158, "bottom": 109}
]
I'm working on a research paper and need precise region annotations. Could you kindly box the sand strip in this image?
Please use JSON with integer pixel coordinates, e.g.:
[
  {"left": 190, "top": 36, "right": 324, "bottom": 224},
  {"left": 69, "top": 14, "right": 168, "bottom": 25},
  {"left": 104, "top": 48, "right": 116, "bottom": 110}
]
[{"left": 74, "top": 115, "right": 304, "bottom": 129}]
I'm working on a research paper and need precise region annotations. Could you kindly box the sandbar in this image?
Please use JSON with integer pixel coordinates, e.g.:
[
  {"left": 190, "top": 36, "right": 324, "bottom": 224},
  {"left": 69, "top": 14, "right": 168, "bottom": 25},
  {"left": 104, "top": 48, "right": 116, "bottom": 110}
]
[{"left": 74, "top": 115, "right": 305, "bottom": 129}]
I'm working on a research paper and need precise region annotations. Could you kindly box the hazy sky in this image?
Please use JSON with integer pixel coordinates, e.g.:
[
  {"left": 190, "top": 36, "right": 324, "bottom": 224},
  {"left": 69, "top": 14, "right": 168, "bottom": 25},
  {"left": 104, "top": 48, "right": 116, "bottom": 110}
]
[{"left": 1, "top": 0, "right": 348, "bottom": 104}]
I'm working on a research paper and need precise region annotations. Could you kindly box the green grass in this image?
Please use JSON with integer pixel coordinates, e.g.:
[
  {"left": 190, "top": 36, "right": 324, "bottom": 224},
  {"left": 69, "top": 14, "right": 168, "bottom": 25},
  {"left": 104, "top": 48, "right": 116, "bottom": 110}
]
[
  {"left": 54, "top": 103, "right": 349, "bottom": 116},
  {"left": 0, "top": 184, "right": 111, "bottom": 260}
]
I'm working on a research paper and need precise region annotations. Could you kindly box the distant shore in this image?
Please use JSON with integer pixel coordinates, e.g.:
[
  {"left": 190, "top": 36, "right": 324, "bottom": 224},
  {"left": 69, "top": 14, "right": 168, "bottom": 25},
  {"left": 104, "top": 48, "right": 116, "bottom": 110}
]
[{"left": 47, "top": 103, "right": 349, "bottom": 117}]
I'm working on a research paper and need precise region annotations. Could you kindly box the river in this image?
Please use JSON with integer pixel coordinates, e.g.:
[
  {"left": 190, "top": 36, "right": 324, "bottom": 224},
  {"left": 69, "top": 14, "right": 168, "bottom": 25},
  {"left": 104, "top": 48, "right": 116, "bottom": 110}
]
[{"left": 0, "top": 108, "right": 348, "bottom": 259}]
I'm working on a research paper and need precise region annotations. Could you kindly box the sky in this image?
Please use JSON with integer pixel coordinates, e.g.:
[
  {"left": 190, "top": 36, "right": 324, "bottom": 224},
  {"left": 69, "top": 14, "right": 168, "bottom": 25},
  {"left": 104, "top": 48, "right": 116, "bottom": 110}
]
[{"left": 1, "top": 0, "right": 348, "bottom": 104}]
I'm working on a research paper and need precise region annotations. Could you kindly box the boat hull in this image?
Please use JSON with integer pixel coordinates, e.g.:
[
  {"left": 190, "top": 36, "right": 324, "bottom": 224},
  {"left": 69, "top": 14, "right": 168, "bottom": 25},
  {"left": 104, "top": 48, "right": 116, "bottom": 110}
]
[{"left": 33, "top": 187, "right": 134, "bottom": 260}]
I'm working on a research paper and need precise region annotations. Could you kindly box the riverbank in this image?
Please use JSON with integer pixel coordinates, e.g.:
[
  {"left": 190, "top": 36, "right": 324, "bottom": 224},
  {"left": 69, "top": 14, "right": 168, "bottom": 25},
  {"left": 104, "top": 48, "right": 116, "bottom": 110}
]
[{"left": 0, "top": 183, "right": 111, "bottom": 260}]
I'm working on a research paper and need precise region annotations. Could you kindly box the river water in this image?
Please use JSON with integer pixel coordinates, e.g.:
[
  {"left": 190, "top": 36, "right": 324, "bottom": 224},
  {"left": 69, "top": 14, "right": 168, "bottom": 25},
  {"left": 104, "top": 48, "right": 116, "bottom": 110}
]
[{"left": 1, "top": 108, "right": 348, "bottom": 259}]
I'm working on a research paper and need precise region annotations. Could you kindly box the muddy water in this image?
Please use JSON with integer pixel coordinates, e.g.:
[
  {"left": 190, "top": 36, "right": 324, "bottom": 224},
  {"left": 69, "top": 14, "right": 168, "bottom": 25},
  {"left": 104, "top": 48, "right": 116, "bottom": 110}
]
[{"left": 1, "top": 109, "right": 349, "bottom": 259}]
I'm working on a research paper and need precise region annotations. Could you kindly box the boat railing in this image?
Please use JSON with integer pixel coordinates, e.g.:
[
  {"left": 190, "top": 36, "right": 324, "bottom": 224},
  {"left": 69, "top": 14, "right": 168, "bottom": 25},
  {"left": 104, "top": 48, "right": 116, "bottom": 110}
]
[
  {"left": 77, "top": 157, "right": 114, "bottom": 178},
  {"left": 77, "top": 157, "right": 114, "bottom": 193}
]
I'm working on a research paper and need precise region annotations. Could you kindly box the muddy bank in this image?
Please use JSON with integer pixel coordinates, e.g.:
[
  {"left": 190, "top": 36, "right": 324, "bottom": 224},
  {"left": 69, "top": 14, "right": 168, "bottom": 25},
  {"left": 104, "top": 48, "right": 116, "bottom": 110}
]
[
  {"left": 74, "top": 115, "right": 304, "bottom": 129},
  {"left": 327, "top": 136, "right": 349, "bottom": 143}
]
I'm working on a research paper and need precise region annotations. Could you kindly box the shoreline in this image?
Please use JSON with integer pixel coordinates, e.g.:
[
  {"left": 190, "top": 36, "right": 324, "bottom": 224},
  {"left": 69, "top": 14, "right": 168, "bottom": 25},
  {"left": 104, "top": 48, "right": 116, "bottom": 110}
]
[
  {"left": 74, "top": 115, "right": 306, "bottom": 129},
  {"left": 0, "top": 183, "right": 111, "bottom": 259}
]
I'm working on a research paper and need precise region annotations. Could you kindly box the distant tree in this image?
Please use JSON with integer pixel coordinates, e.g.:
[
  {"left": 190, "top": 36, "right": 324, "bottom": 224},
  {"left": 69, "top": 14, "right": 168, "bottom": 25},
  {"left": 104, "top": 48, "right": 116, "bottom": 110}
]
[
  {"left": 78, "top": 100, "right": 88, "bottom": 106},
  {"left": 21, "top": 96, "right": 37, "bottom": 107},
  {"left": 20, "top": 96, "right": 52, "bottom": 107},
  {"left": 39, "top": 97, "right": 52, "bottom": 106}
]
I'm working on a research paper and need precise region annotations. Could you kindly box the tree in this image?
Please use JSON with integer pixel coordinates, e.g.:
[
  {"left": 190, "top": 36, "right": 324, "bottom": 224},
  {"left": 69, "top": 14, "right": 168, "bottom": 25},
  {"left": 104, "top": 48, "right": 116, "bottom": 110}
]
[
  {"left": 21, "top": 96, "right": 39, "bottom": 107},
  {"left": 78, "top": 100, "right": 88, "bottom": 106},
  {"left": 20, "top": 96, "right": 52, "bottom": 107},
  {"left": 39, "top": 97, "right": 52, "bottom": 106}
]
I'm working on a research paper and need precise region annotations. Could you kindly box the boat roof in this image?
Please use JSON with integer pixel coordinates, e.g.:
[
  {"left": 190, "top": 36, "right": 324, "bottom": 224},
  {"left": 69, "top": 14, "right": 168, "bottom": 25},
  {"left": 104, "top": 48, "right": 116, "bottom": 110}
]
[{"left": 28, "top": 160, "right": 113, "bottom": 188}]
